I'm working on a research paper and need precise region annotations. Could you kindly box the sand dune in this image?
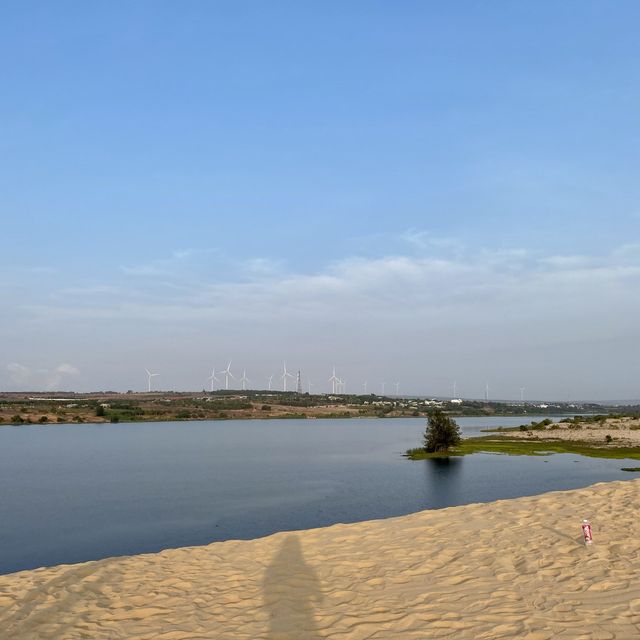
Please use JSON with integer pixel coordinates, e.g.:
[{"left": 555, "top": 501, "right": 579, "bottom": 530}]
[{"left": 1, "top": 479, "right": 639, "bottom": 639}]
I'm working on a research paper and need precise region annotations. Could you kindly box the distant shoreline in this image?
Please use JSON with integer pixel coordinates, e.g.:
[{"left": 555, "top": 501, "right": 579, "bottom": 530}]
[{"left": 0, "top": 390, "right": 599, "bottom": 427}]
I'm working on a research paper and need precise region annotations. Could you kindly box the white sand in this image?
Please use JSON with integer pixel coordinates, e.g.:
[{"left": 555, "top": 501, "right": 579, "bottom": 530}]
[
  {"left": 1, "top": 479, "right": 639, "bottom": 639},
  {"left": 507, "top": 416, "right": 640, "bottom": 447}
]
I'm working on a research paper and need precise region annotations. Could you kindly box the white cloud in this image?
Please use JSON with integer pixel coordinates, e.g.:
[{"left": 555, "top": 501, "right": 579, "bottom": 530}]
[
  {"left": 45, "top": 363, "right": 80, "bottom": 391},
  {"left": 55, "top": 363, "right": 80, "bottom": 376},
  {"left": 27, "top": 244, "right": 640, "bottom": 331},
  {"left": 400, "top": 229, "right": 466, "bottom": 254},
  {"left": 9, "top": 243, "right": 640, "bottom": 398},
  {"left": 120, "top": 247, "right": 218, "bottom": 277}
]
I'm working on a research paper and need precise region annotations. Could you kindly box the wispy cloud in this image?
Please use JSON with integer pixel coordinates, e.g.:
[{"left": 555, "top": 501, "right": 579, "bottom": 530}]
[
  {"left": 45, "top": 363, "right": 80, "bottom": 391},
  {"left": 400, "top": 229, "right": 466, "bottom": 255},
  {"left": 5, "top": 362, "right": 80, "bottom": 390},
  {"left": 120, "top": 248, "right": 218, "bottom": 277},
  {"left": 26, "top": 244, "right": 640, "bottom": 327},
  {"left": 7, "top": 242, "right": 640, "bottom": 397}
]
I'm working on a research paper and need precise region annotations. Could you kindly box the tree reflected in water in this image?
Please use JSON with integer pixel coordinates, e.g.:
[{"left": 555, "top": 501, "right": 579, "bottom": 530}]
[
  {"left": 263, "top": 534, "right": 323, "bottom": 639},
  {"left": 423, "top": 456, "right": 464, "bottom": 508}
]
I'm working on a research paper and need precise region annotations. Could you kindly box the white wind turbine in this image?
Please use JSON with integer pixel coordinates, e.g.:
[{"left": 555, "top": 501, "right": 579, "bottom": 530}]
[
  {"left": 208, "top": 367, "right": 219, "bottom": 392},
  {"left": 239, "top": 369, "right": 250, "bottom": 391},
  {"left": 363, "top": 380, "right": 368, "bottom": 394},
  {"left": 222, "top": 361, "right": 236, "bottom": 390},
  {"left": 381, "top": 381, "right": 386, "bottom": 395},
  {"left": 267, "top": 374, "right": 274, "bottom": 391},
  {"left": 308, "top": 380, "right": 313, "bottom": 394},
  {"left": 280, "top": 362, "right": 294, "bottom": 392},
  {"left": 145, "top": 368, "right": 159, "bottom": 392},
  {"left": 394, "top": 381, "right": 400, "bottom": 395},
  {"left": 328, "top": 365, "right": 339, "bottom": 394}
]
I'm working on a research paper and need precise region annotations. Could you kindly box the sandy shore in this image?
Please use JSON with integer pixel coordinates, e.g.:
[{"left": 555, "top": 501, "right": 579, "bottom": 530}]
[
  {"left": 1, "top": 480, "right": 639, "bottom": 639},
  {"left": 506, "top": 417, "right": 640, "bottom": 447}
]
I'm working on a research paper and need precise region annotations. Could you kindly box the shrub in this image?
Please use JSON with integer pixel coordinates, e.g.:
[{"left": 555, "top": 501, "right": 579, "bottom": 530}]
[
  {"left": 38, "top": 416, "right": 48, "bottom": 423},
  {"left": 261, "top": 405, "right": 271, "bottom": 411},
  {"left": 10, "top": 415, "right": 24, "bottom": 424},
  {"left": 423, "top": 410, "right": 462, "bottom": 453},
  {"left": 110, "top": 414, "right": 120, "bottom": 423},
  {"left": 605, "top": 434, "right": 613, "bottom": 444},
  {"left": 96, "top": 405, "right": 106, "bottom": 417}
]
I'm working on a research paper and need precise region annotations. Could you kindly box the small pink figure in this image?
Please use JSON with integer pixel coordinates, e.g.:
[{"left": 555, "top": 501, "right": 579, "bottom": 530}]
[{"left": 582, "top": 519, "right": 593, "bottom": 545}]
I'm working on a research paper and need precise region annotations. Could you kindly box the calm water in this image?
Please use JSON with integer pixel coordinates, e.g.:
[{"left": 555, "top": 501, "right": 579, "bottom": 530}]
[{"left": 0, "top": 416, "right": 635, "bottom": 575}]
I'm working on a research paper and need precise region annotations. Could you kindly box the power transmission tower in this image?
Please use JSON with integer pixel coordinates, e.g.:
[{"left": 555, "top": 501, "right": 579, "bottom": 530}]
[{"left": 296, "top": 370, "right": 302, "bottom": 394}]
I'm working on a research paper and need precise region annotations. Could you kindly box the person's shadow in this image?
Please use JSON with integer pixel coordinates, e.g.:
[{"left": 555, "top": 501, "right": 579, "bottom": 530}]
[{"left": 263, "top": 534, "right": 323, "bottom": 639}]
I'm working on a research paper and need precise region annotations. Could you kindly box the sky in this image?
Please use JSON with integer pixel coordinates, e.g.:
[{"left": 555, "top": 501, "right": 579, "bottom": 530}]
[{"left": 1, "top": 2, "right": 639, "bottom": 400}]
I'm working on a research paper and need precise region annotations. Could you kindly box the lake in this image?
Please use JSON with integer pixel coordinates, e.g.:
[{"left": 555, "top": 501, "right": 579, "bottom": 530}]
[{"left": 0, "top": 416, "right": 635, "bottom": 574}]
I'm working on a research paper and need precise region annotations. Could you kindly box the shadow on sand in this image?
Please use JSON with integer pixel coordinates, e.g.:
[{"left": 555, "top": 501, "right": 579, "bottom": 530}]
[{"left": 263, "top": 534, "right": 323, "bottom": 639}]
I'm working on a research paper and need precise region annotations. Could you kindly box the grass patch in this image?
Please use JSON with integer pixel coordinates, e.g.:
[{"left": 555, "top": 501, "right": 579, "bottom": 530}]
[
  {"left": 406, "top": 436, "right": 640, "bottom": 461},
  {"left": 621, "top": 467, "right": 640, "bottom": 472}
]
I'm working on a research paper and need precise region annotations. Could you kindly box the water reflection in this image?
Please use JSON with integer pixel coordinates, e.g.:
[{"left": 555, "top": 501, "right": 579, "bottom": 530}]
[
  {"left": 423, "top": 457, "right": 463, "bottom": 508},
  {"left": 263, "top": 535, "right": 323, "bottom": 639}
]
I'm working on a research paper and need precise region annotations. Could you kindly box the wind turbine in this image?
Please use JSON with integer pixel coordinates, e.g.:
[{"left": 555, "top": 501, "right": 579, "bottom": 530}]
[
  {"left": 520, "top": 387, "right": 525, "bottom": 404},
  {"left": 328, "top": 365, "right": 339, "bottom": 394},
  {"left": 222, "top": 361, "right": 235, "bottom": 390},
  {"left": 267, "top": 374, "right": 274, "bottom": 391},
  {"left": 207, "top": 367, "right": 219, "bottom": 392},
  {"left": 280, "top": 362, "right": 294, "bottom": 392},
  {"left": 308, "top": 380, "right": 313, "bottom": 394},
  {"left": 239, "top": 369, "right": 250, "bottom": 391},
  {"left": 484, "top": 382, "right": 490, "bottom": 402},
  {"left": 453, "top": 380, "right": 457, "bottom": 399},
  {"left": 381, "top": 381, "right": 386, "bottom": 395},
  {"left": 338, "top": 378, "right": 346, "bottom": 394},
  {"left": 363, "top": 380, "right": 367, "bottom": 394},
  {"left": 394, "top": 381, "right": 400, "bottom": 396},
  {"left": 145, "top": 368, "right": 159, "bottom": 392}
]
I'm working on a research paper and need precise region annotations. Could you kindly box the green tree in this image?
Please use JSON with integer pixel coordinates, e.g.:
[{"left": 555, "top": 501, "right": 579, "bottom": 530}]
[{"left": 423, "top": 410, "right": 461, "bottom": 453}]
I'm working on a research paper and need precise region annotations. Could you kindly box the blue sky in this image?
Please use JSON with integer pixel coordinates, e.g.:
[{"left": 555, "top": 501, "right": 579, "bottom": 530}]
[{"left": 1, "top": 2, "right": 639, "bottom": 398}]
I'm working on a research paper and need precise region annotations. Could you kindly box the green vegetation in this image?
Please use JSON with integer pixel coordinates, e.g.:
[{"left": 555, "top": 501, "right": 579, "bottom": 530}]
[
  {"left": 0, "top": 391, "right": 637, "bottom": 427},
  {"left": 621, "top": 467, "right": 640, "bottom": 472},
  {"left": 406, "top": 435, "right": 640, "bottom": 461},
  {"left": 423, "top": 410, "right": 461, "bottom": 453}
]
